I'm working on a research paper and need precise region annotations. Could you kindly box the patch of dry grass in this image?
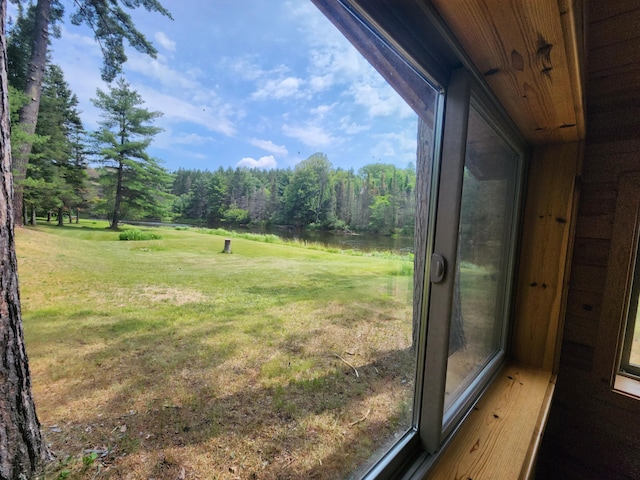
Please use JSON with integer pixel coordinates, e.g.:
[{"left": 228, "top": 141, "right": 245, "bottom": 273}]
[{"left": 17, "top": 222, "right": 415, "bottom": 479}]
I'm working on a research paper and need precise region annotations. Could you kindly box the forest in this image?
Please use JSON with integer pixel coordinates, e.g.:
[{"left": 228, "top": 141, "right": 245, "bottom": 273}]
[{"left": 6, "top": 3, "right": 417, "bottom": 236}]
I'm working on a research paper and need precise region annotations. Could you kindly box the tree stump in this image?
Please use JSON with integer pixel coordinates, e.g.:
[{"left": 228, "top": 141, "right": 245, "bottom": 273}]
[{"left": 224, "top": 239, "right": 232, "bottom": 253}]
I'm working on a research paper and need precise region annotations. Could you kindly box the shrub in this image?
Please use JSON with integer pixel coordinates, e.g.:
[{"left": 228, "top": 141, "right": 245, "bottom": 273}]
[{"left": 119, "top": 229, "right": 161, "bottom": 241}]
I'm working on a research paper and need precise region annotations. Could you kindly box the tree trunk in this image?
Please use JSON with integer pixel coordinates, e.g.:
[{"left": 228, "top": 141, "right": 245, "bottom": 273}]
[
  {"left": 68, "top": 209, "right": 72, "bottom": 224},
  {"left": 0, "top": 2, "right": 51, "bottom": 476},
  {"left": 75, "top": 209, "right": 79, "bottom": 224},
  {"left": 29, "top": 206, "right": 36, "bottom": 226},
  {"left": 413, "top": 116, "right": 435, "bottom": 348},
  {"left": 110, "top": 160, "right": 124, "bottom": 229},
  {"left": 57, "top": 207, "right": 63, "bottom": 227},
  {"left": 12, "top": 0, "right": 51, "bottom": 228}
]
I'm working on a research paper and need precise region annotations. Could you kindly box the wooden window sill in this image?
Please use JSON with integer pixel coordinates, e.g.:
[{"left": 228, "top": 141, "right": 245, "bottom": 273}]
[
  {"left": 423, "top": 362, "right": 555, "bottom": 480},
  {"left": 614, "top": 374, "right": 640, "bottom": 399}
]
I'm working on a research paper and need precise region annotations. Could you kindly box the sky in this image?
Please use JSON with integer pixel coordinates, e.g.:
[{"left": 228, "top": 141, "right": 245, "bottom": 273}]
[{"left": 31, "top": 1, "right": 419, "bottom": 173}]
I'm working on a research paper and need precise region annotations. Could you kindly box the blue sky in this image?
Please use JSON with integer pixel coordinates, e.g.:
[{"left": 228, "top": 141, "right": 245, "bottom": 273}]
[{"left": 43, "top": 1, "right": 417, "bottom": 173}]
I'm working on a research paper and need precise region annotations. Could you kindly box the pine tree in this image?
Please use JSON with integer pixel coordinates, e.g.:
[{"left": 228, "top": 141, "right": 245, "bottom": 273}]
[{"left": 91, "top": 78, "right": 169, "bottom": 229}]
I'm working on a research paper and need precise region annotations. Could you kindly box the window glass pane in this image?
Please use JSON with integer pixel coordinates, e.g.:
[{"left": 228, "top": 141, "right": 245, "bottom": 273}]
[
  {"left": 444, "top": 105, "right": 520, "bottom": 411},
  {"left": 621, "top": 232, "right": 640, "bottom": 376},
  {"left": 628, "top": 316, "right": 640, "bottom": 367}
]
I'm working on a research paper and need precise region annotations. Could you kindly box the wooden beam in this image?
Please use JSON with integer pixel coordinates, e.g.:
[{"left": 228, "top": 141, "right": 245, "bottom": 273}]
[
  {"left": 511, "top": 142, "right": 581, "bottom": 370},
  {"left": 430, "top": 0, "right": 584, "bottom": 144}
]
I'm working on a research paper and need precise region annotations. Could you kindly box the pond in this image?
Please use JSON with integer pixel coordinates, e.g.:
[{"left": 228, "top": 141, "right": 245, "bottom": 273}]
[
  {"left": 124, "top": 221, "right": 414, "bottom": 254},
  {"left": 244, "top": 225, "right": 414, "bottom": 254}
]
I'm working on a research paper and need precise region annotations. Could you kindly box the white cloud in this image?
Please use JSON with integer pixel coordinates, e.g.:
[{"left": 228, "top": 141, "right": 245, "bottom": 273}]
[
  {"left": 155, "top": 31, "right": 176, "bottom": 52},
  {"left": 339, "top": 116, "right": 370, "bottom": 135},
  {"left": 310, "top": 104, "right": 335, "bottom": 119},
  {"left": 172, "top": 133, "right": 215, "bottom": 145},
  {"left": 283, "top": 123, "right": 339, "bottom": 148},
  {"left": 237, "top": 155, "right": 278, "bottom": 169},
  {"left": 371, "top": 129, "right": 418, "bottom": 164},
  {"left": 127, "top": 51, "right": 199, "bottom": 91},
  {"left": 252, "top": 76, "right": 303, "bottom": 100},
  {"left": 351, "top": 82, "right": 414, "bottom": 119},
  {"left": 250, "top": 138, "right": 288, "bottom": 156},
  {"left": 135, "top": 84, "right": 237, "bottom": 137}
]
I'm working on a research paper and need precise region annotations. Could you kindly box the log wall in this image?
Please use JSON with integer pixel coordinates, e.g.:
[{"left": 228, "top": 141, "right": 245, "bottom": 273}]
[{"left": 538, "top": 2, "right": 640, "bottom": 478}]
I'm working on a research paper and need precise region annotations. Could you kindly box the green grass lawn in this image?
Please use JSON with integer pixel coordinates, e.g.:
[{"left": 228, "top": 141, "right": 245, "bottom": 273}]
[{"left": 17, "top": 221, "right": 415, "bottom": 479}]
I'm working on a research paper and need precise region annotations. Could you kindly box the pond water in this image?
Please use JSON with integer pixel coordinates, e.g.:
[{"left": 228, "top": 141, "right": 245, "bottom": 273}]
[
  {"left": 244, "top": 225, "right": 414, "bottom": 254},
  {"left": 124, "top": 221, "right": 414, "bottom": 254}
]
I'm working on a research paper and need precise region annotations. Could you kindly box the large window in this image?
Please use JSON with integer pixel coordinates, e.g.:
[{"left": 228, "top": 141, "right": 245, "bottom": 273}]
[{"left": 312, "top": 2, "right": 527, "bottom": 477}]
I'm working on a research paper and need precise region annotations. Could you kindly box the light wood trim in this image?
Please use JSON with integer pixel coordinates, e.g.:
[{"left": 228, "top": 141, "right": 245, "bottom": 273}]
[
  {"left": 424, "top": 363, "right": 554, "bottom": 480},
  {"left": 558, "top": 0, "right": 586, "bottom": 140},
  {"left": 593, "top": 173, "right": 640, "bottom": 384},
  {"left": 614, "top": 375, "right": 640, "bottom": 400},
  {"left": 430, "top": 0, "right": 585, "bottom": 145},
  {"left": 512, "top": 142, "right": 581, "bottom": 370}
]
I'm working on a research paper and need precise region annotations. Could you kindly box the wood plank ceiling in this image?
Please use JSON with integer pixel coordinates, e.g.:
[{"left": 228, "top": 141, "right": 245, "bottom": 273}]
[{"left": 429, "top": 0, "right": 585, "bottom": 145}]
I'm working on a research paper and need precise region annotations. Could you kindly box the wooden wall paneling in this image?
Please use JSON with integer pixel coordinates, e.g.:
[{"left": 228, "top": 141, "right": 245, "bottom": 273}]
[
  {"left": 588, "top": 109, "right": 640, "bottom": 143},
  {"left": 571, "top": 237, "right": 610, "bottom": 266},
  {"left": 590, "top": 0, "right": 640, "bottom": 23},
  {"left": 576, "top": 182, "right": 618, "bottom": 216},
  {"left": 559, "top": 340, "right": 595, "bottom": 372},
  {"left": 574, "top": 213, "right": 613, "bottom": 240},
  {"left": 588, "top": 64, "right": 640, "bottom": 109},
  {"left": 568, "top": 264, "right": 607, "bottom": 293},
  {"left": 511, "top": 142, "right": 580, "bottom": 370},
  {"left": 565, "top": 289, "right": 602, "bottom": 322},
  {"left": 542, "top": 365, "right": 640, "bottom": 479},
  {"left": 589, "top": 7, "right": 640, "bottom": 49},
  {"left": 430, "top": 0, "right": 581, "bottom": 144},
  {"left": 563, "top": 315, "right": 598, "bottom": 347},
  {"left": 588, "top": 36, "right": 640, "bottom": 75}
]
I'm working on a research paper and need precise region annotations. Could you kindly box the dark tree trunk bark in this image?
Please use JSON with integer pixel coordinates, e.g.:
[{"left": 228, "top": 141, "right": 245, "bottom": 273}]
[
  {"left": 75, "top": 210, "right": 79, "bottom": 224},
  {"left": 12, "top": 0, "right": 51, "bottom": 228},
  {"left": 67, "top": 209, "right": 72, "bottom": 224},
  {"left": 29, "top": 206, "right": 36, "bottom": 226},
  {"left": 46, "top": 211, "right": 51, "bottom": 222},
  {"left": 413, "top": 116, "right": 435, "bottom": 348},
  {"left": 110, "top": 160, "right": 124, "bottom": 229},
  {"left": 0, "top": 2, "right": 51, "bottom": 476},
  {"left": 57, "top": 207, "right": 63, "bottom": 227}
]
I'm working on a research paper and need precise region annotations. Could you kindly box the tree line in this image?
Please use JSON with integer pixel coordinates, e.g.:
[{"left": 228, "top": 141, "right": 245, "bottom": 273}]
[{"left": 171, "top": 156, "right": 417, "bottom": 235}]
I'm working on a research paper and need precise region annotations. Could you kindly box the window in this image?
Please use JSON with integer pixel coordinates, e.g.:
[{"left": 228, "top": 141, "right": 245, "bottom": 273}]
[
  {"left": 312, "top": 1, "right": 526, "bottom": 477},
  {"left": 601, "top": 172, "right": 640, "bottom": 396},
  {"left": 621, "top": 243, "right": 640, "bottom": 379}
]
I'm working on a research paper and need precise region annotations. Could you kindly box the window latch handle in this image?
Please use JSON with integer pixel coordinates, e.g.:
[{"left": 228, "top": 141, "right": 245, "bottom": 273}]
[{"left": 430, "top": 253, "right": 446, "bottom": 283}]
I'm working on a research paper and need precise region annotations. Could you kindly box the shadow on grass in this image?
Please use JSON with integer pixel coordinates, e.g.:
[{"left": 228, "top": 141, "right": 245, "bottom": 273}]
[{"left": 40, "top": 329, "right": 415, "bottom": 479}]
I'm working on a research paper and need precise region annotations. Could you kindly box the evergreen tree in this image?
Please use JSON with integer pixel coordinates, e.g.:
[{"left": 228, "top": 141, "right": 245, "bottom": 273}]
[
  {"left": 11, "top": 0, "right": 171, "bottom": 226},
  {"left": 27, "top": 64, "right": 87, "bottom": 224},
  {"left": 91, "top": 77, "right": 168, "bottom": 229}
]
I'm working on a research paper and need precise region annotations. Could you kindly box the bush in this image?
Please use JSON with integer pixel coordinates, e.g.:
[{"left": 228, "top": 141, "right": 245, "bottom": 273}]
[{"left": 119, "top": 229, "right": 162, "bottom": 241}]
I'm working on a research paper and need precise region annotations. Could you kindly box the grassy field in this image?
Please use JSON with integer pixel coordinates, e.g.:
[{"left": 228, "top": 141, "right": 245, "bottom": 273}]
[{"left": 17, "top": 221, "right": 415, "bottom": 479}]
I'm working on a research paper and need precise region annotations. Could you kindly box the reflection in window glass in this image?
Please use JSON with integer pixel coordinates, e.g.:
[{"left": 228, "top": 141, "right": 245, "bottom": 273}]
[{"left": 444, "top": 105, "right": 520, "bottom": 411}]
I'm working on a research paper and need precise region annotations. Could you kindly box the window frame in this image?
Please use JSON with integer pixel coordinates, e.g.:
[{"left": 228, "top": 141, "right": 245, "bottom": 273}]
[
  {"left": 597, "top": 172, "right": 640, "bottom": 397},
  {"left": 310, "top": 0, "right": 529, "bottom": 477}
]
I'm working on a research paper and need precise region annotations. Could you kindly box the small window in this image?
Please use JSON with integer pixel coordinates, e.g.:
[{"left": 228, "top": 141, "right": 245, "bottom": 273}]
[
  {"left": 621, "top": 243, "right": 640, "bottom": 379},
  {"left": 599, "top": 172, "right": 640, "bottom": 398}
]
